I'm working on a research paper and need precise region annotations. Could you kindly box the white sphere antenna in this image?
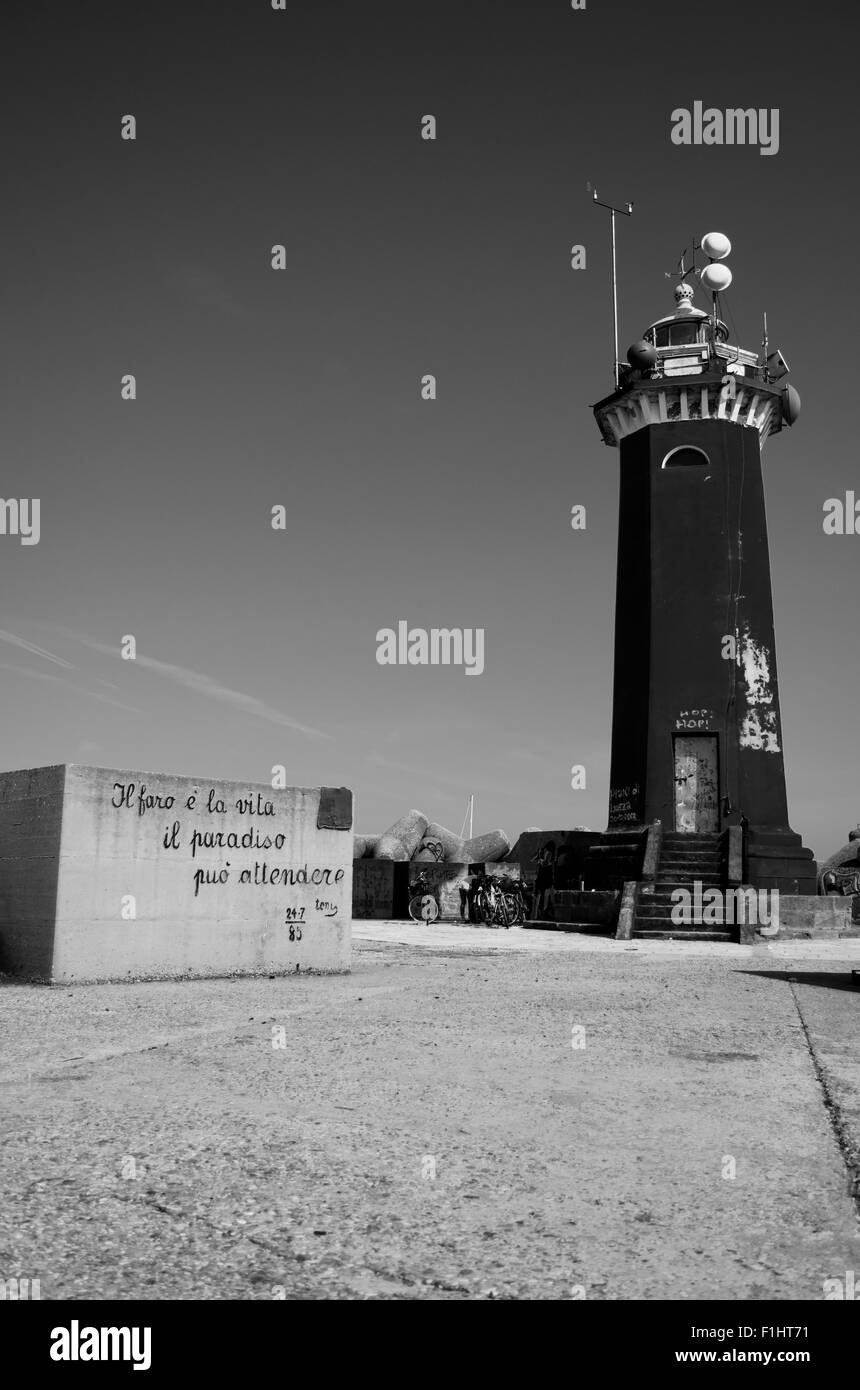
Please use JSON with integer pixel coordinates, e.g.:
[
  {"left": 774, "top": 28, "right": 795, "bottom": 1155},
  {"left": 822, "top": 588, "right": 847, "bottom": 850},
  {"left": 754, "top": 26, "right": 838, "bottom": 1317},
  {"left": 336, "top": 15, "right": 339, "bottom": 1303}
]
[
  {"left": 701, "top": 231, "right": 731, "bottom": 260},
  {"left": 700, "top": 263, "right": 732, "bottom": 293}
]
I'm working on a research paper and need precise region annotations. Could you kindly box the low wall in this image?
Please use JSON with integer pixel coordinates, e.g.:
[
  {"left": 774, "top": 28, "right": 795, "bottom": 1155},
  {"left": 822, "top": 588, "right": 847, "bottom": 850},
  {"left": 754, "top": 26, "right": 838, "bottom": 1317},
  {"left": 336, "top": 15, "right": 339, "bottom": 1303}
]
[
  {"left": 0, "top": 765, "right": 353, "bottom": 983},
  {"left": 352, "top": 861, "right": 520, "bottom": 921},
  {"left": 352, "top": 861, "right": 409, "bottom": 919},
  {"left": 740, "top": 894, "right": 860, "bottom": 943},
  {"left": 506, "top": 830, "right": 596, "bottom": 888},
  {"left": 546, "top": 889, "right": 621, "bottom": 929}
]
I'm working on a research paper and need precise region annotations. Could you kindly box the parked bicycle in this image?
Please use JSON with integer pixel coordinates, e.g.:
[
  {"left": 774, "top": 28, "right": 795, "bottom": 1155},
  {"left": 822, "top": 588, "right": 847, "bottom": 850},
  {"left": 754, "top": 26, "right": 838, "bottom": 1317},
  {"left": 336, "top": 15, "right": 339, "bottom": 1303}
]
[
  {"left": 408, "top": 870, "right": 440, "bottom": 923},
  {"left": 474, "top": 874, "right": 526, "bottom": 928}
]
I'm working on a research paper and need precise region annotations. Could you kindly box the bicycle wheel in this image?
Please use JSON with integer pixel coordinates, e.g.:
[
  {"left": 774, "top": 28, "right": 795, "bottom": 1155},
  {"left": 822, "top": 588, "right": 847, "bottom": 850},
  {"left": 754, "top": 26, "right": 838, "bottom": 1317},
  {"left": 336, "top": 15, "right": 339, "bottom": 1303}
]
[
  {"left": 496, "top": 895, "right": 514, "bottom": 929},
  {"left": 478, "top": 893, "right": 495, "bottom": 925},
  {"left": 409, "top": 893, "right": 438, "bottom": 923}
]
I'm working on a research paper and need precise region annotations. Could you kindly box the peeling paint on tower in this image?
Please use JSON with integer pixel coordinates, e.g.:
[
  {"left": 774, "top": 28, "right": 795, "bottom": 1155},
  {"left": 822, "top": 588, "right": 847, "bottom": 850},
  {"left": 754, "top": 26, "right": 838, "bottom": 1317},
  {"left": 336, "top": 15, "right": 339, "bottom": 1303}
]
[
  {"left": 740, "top": 708, "right": 781, "bottom": 753},
  {"left": 738, "top": 626, "right": 780, "bottom": 751}
]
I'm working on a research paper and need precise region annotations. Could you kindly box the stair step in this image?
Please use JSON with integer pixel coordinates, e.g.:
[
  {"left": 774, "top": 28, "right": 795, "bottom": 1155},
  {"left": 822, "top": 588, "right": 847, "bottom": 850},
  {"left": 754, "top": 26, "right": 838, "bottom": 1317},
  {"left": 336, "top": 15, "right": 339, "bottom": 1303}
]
[
  {"left": 663, "top": 832, "right": 721, "bottom": 840},
  {"left": 632, "top": 930, "right": 733, "bottom": 941},
  {"left": 660, "top": 849, "right": 721, "bottom": 858},
  {"left": 661, "top": 845, "right": 721, "bottom": 852},
  {"left": 635, "top": 917, "right": 735, "bottom": 932},
  {"left": 658, "top": 864, "right": 721, "bottom": 874},
  {"left": 637, "top": 906, "right": 724, "bottom": 920},
  {"left": 659, "top": 872, "right": 722, "bottom": 880},
  {"left": 653, "top": 872, "right": 722, "bottom": 880},
  {"left": 653, "top": 881, "right": 723, "bottom": 891},
  {"left": 662, "top": 837, "right": 721, "bottom": 844},
  {"left": 661, "top": 844, "right": 721, "bottom": 853},
  {"left": 659, "top": 852, "right": 722, "bottom": 862},
  {"left": 643, "top": 891, "right": 722, "bottom": 904}
]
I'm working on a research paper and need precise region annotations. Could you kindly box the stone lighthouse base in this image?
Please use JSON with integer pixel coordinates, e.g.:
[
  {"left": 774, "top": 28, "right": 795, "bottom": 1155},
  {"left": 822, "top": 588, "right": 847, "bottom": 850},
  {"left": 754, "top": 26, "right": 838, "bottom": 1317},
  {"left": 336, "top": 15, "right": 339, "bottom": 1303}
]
[{"left": 745, "top": 826, "right": 818, "bottom": 895}]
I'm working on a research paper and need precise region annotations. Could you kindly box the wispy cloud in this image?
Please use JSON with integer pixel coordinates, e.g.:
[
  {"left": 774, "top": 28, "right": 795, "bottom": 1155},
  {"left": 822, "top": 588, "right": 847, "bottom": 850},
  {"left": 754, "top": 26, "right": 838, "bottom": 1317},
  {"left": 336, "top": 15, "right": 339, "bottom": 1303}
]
[
  {"left": 0, "top": 629, "right": 74, "bottom": 669},
  {"left": 69, "top": 633, "right": 330, "bottom": 740},
  {"left": 0, "top": 662, "right": 142, "bottom": 715},
  {"left": 10, "top": 622, "right": 331, "bottom": 741}
]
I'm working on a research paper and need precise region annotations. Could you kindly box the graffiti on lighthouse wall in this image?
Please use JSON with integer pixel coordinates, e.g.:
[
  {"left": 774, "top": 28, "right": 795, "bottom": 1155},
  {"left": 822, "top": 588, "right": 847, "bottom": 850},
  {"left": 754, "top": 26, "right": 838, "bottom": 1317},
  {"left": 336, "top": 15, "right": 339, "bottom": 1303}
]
[
  {"left": 609, "top": 783, "right": 642, "bottom": 824},
  {"left": 675, "top": 708, "right": 715, "bottom": 731}
]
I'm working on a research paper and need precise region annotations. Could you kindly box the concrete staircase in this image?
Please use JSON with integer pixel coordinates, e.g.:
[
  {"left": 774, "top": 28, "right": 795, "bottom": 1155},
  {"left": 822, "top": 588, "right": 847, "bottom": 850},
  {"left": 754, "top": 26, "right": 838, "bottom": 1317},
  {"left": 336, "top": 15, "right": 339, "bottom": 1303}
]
[{"left": 634, "top": 831, "right": 733, "bottom": 941}]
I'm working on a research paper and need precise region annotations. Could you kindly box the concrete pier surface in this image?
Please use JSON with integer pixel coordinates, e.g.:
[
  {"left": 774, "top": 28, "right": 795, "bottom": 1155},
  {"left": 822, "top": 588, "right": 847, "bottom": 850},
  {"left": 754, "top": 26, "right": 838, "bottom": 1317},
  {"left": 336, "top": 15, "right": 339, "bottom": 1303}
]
[{"left": 1, "top": 927, "right": 859, "bottom": 1300}]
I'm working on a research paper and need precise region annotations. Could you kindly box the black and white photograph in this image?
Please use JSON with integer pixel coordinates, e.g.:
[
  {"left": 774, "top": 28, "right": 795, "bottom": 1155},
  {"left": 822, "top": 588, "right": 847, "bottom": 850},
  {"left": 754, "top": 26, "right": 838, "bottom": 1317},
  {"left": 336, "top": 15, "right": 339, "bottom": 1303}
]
[{"left": 2, "top": 0, "right": 858, "bottom": 1357}]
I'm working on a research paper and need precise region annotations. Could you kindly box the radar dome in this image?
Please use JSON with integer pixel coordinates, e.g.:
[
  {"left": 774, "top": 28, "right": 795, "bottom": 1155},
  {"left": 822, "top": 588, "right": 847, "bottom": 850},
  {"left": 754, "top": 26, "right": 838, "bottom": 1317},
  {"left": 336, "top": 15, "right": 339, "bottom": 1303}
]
[
  {"left": 699, "top": 263, "right": 732, "bottom": 293},
  {"left": 701, "top": 231, "right": 731, "bottom": 260},
  {"left": 627, "top": 340, "right": 659, "bottom": 370},
  {"left": 782, "top": 385, "right": 801, "bottom": 426}
]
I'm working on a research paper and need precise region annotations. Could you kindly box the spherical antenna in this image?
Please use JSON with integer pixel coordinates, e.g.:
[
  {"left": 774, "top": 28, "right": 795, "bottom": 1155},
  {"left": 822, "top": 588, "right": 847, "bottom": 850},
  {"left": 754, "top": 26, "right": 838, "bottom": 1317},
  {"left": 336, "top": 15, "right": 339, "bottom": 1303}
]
[
  {"left": 701, "top": 231, "right": 731, "bottom": 261},
  {"left": 699, "top": 263, "right": 732, "bottom": 293},
  {"left": 782, "top": 384, "right": 802, "bottom": 426},
  {"left": 627, "top": 340, "right": 659, "bottom": 370}
]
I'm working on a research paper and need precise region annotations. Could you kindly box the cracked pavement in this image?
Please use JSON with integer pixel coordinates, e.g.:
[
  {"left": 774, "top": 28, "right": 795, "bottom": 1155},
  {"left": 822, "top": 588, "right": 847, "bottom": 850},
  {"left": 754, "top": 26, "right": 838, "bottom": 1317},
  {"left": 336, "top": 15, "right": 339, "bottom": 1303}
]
[{"left": 1, "top": 929, "right": 859, "bottom": 1299}]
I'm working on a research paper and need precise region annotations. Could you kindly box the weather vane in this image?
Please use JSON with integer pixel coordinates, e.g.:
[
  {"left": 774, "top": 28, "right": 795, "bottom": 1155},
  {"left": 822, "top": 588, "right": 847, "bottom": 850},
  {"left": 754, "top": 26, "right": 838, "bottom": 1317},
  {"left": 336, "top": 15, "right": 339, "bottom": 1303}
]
[{"left": 591, "top": 187, "right": 633, "bottom": 389}]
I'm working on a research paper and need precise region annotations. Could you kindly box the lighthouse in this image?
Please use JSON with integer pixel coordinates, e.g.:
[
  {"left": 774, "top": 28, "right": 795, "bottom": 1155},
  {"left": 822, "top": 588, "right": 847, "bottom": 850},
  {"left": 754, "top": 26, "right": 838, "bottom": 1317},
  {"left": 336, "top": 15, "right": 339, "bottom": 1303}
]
[{"left": 586, "top": 232, "right": 816, "bottom": 919}]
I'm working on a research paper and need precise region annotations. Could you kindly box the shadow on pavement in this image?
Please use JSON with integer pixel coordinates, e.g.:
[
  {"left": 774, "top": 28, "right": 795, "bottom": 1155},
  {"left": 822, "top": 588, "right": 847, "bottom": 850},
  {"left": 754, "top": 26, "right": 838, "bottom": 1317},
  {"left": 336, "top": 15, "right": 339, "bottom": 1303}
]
[{"left": 738, "top": 969, "right": 860, "bottom": 993}]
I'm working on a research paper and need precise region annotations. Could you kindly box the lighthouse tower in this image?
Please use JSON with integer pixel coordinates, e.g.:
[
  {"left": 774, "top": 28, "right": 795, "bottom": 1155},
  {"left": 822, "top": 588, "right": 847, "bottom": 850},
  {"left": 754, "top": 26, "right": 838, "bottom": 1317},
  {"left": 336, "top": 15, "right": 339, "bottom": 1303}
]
[{"left": 588, "top": 234, "right": 816, "bottom": 904}]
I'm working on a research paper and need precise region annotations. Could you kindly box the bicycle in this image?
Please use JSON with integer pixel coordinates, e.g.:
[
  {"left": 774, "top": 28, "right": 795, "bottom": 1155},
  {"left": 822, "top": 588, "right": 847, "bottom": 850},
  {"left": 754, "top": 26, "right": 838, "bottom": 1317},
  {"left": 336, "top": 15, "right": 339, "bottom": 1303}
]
[
  {"left": 408, "top": 871, "right": 440, "bottom": 923},
  {"left": 474, "top": 876, "right": 525, "bottom": 928}
]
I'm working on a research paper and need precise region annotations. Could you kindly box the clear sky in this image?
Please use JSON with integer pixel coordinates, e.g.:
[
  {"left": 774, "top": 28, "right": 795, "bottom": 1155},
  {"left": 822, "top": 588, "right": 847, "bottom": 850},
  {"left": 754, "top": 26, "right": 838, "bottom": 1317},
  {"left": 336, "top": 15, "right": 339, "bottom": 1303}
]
[{"left": 3, "top": 0, "right": 856, "bottom": 859}]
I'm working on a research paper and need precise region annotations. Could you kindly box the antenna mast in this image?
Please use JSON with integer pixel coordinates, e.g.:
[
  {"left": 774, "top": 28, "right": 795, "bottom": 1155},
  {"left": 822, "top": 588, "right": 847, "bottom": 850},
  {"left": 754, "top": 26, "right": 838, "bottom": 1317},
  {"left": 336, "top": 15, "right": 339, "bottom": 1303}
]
[{"left": 592, "top": 188, "right": 633, "bottom": 388}]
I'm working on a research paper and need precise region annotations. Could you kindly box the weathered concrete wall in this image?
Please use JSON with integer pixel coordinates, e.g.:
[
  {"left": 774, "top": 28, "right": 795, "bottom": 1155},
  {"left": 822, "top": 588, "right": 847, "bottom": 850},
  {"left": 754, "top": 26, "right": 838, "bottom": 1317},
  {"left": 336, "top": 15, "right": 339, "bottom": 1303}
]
[
  {"left": 508, "top": 830, "right": 597, "bottom": 888},
  {"left": 739, "top": 895, "right": 859, "bottom": 943},
  {"left": 0, "top": 765, "right": 66, "bottom": 979},
  {"left": 0, "top": 765, "right": 353, "bottom": 983},
  {"left": 551, "top": 890, "right": 621, "bottom": 928},
  {"left": 352, "top": 860, "right": 409, "bottom": 919},
  {"left": 407, "top": 863, "right": 469, "bottom": 918}
]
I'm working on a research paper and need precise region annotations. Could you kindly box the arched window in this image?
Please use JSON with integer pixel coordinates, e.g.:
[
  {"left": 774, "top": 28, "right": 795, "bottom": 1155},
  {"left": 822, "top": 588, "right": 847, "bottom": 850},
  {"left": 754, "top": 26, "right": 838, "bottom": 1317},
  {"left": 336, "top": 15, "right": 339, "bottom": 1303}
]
[{"left": 661, "top": 445, "right": 710, "bottom": 469}]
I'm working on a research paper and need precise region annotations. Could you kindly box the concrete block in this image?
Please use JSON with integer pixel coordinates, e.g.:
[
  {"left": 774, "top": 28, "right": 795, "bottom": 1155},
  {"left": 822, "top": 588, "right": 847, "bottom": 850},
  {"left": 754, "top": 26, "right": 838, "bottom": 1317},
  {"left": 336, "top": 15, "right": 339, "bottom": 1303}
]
[
  {"left": 0, "top": 765, "right": 65, "bottom": 980},
  {"left": 373, "top": 809, "right": 428, "bottom": 861},
  {"left": 353, "top": 834, "right": 378, "bottom": 859},
  {"left": 758, "top": 895, "right": 858, "bottom": 941},
  {"left": 508, "top": 830, "right": 596, "bottom": 888},
  {"left": 0, "top": 765, "right": 353, "bottom": 983},
  {"left": 462, "top": 830, "right": 510, "bottom": 863},
  {"left": 412, "top": 821, "right": 466, "bottom": 862},
  {"left": 616, "top": 883, "right": 638, "bottom": 940},
  {"left": 553, "top": 890, "right": 621, "bottom": 928},
  {"left": 352, "top": 860, "right": 409, "bottom": 919},
  {"left": 406, "top": 863, "right": 470, "bottom": 919}
]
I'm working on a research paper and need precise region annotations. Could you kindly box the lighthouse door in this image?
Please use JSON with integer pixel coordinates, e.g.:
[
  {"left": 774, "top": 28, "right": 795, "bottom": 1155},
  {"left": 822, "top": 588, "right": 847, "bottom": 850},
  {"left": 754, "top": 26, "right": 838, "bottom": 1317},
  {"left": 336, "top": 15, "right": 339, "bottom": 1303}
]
[{"left": 673, "top": 735, "right": 719, "bottom": 833}]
